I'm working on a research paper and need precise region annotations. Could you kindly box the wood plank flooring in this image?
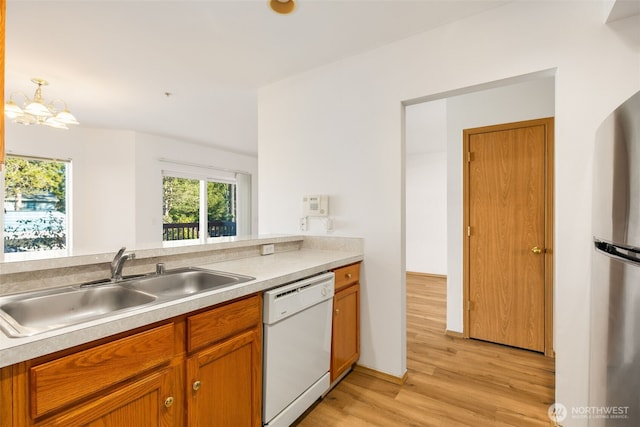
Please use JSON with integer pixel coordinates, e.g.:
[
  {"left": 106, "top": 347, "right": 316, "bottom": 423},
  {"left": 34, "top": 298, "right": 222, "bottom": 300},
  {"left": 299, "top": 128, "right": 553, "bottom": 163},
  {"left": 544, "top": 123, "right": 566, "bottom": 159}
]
[{"left": 295, "top": 273, "right": 556, "bottom": 426}]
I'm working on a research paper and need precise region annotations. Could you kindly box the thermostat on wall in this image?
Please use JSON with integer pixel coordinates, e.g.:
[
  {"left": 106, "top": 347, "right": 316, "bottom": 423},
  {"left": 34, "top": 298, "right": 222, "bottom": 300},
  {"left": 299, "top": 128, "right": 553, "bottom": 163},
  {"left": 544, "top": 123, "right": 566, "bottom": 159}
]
[{"left": 303, "top": 195, "right": 329, "bottom": 217}]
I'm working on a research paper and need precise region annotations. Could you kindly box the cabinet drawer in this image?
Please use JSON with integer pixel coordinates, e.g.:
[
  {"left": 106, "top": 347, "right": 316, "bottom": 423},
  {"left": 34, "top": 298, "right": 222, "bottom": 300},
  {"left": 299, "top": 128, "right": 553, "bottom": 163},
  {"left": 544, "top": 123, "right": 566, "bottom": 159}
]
[
  {"left": 30, "top": 323, "right": 175, "bottom": 419},
  {"left": 187, "top": 294, "right": 261, "bottom": 353},
  {"left": 333, "top": 263, "right": 360, "bottom": 292}
]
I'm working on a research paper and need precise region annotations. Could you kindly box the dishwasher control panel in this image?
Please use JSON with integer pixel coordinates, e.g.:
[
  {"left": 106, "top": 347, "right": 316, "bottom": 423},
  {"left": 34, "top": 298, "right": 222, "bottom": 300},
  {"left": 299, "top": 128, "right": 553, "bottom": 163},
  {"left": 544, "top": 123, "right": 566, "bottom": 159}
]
[{"left": 263, "top": 272, "right": 335, "bottom": 324}]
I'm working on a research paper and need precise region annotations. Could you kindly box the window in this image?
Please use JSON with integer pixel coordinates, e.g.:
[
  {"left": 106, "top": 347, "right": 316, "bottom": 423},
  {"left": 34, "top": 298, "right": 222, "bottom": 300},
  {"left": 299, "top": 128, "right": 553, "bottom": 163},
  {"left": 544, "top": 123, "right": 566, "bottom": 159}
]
[
  {"left": 3, "top": 155, "right": 70, "bottom": 258},
  {"left": 162, "top": 173, "right": 244, "bottom": 243}
]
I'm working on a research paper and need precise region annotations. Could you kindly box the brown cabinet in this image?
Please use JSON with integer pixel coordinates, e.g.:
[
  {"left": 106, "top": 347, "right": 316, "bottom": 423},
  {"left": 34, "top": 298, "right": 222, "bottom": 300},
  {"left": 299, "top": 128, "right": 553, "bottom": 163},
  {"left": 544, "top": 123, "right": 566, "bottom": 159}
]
[
  {"left": 330, "top": 262, "right": 361, "bottom": 383},
  {"left": 33, "top": 367, "right": 175, "bottom": 427},
  {"left": 0, "top": 294, "right": 262, "bottom": 427},
  {"left": 186, "top": 295, "right": 262, "bottom": 427},
  {"left": 30, "top": 324, "right": 176, "bottom": 420}
]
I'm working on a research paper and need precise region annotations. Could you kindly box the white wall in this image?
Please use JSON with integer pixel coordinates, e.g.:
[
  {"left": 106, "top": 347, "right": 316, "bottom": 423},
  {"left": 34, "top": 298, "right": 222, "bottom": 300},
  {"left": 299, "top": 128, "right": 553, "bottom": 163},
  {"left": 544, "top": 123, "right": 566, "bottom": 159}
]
[
  {"left": 4, "top": 125, "right": 259, "bottom": 256},
  {"left": 405, "top": 151, "right": 447, "bottom": 275},
  {"left": 405, "top": 100, "right": 448, "bottom": 275},
  {"left": 258, "top": 3, "right": 639, "bottom": 425}
]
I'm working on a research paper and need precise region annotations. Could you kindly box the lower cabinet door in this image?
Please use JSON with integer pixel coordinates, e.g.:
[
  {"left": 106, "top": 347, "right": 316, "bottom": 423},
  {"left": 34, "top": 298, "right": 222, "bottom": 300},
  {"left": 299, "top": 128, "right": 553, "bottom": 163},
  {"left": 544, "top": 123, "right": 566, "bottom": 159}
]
[
  {"left": 186, "top": 329, "right": 261, "bottom": 427},
  {"left": 36, "top": 368, "right": 176, "bottom": 427},
  {"left": 331, "top": 283, "right": 360, "bottom": 383}
]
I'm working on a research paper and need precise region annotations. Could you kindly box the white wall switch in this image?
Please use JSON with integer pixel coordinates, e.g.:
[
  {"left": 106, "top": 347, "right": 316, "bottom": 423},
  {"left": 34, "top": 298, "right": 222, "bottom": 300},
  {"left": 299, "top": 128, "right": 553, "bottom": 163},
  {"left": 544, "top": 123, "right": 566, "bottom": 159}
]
[{"left": 261, "top": 244, "right": 275, "bottom": 255}]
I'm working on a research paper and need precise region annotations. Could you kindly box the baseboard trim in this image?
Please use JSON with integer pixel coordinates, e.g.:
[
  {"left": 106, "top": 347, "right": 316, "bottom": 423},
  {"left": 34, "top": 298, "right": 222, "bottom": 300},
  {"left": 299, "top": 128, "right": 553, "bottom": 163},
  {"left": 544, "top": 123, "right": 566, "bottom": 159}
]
[
  {"left": 353, "top": 365, "right": 408, "bottom": 385},
  {"left": 406, "top": 271, "right": 447, "bottom": 279},
  {"left": 445, "top": 329, "right": 465, "bottom": 339}
]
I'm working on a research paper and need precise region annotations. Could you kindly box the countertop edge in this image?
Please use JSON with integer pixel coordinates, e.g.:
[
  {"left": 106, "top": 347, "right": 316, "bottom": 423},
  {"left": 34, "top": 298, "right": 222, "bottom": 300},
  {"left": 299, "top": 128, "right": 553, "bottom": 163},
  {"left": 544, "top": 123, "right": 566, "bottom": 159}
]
[{"left": 0, "top": 249, "right": 363, "bottom": 368}]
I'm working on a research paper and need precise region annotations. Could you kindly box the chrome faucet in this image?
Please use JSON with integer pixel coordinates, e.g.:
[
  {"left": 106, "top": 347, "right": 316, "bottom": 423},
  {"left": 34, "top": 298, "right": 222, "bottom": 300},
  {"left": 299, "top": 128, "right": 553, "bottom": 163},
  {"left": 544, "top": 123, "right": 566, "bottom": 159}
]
[{"left": 111, "top": 247, "right": 136, "bottom": 282}]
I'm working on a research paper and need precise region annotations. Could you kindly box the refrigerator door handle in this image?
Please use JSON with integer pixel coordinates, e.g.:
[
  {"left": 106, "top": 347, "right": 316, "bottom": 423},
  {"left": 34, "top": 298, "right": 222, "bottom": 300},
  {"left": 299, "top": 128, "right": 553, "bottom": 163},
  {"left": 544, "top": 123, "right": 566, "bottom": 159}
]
[{"left": 594, "top": 239, "right": 640, "bottom": 266}]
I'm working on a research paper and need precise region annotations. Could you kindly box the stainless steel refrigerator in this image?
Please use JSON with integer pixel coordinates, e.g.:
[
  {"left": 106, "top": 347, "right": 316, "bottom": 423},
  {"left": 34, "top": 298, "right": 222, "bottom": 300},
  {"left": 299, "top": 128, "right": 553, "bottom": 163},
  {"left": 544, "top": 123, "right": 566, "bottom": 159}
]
[{"left": 590, "top": 90, "right": 640, "bottom": 426}]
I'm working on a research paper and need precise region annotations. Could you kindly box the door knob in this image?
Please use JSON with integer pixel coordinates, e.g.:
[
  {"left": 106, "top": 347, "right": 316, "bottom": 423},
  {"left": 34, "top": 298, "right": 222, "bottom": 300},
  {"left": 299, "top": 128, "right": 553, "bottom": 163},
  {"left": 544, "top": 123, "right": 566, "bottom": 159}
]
[
  {"left": 164, "top": 396, "right": 174, "bottom": 408},
  {"left": 193, "top": 380, "right": 201, "bottom": 391},
  {"left": 531, "top": 246, "right": 543, "bottom": 254}
]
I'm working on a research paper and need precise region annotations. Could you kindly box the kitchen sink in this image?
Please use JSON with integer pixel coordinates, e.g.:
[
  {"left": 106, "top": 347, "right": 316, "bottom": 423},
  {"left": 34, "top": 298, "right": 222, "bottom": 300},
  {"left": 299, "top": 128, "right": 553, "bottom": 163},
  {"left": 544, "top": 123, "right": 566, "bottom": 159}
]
[
  {"left": 122, "top": 267, "right": 254, "bottom": 298},
  {"left": 0, "top": 267, "right": 254, "bottom": 338},
  {"left": 0, "top": 286, "right": 157, "bottom": 337}
]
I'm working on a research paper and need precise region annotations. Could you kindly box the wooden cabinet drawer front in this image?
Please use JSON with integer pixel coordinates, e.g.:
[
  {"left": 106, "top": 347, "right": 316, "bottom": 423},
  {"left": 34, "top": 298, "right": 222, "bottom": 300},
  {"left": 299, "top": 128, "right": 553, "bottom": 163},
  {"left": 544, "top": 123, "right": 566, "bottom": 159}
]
[
  {"left": 36, "top": 368, "right": 174, "bottom": 427},
  {"left": 30, "top": 323, "right": 175, "bottom": 419},
  {"left": 333, "top": 263, "right": 360, "bottom": 292},
  {"left": 188, "top": 294, "right": 261, "bottom": 353}
]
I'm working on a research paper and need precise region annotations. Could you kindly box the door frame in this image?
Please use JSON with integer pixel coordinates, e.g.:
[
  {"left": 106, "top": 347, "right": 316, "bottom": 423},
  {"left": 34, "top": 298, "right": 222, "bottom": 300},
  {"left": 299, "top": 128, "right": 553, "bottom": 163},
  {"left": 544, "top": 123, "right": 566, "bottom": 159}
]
[{"left": 462, "top": 117, "right": 554, "bottom": 357}]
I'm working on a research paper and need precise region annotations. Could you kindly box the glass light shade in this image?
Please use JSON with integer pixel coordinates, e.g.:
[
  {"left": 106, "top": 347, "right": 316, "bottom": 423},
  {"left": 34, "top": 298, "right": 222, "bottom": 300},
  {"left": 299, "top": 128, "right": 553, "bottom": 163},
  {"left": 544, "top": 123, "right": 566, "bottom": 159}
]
[
  {"left": 4, "top": 100, "right": 25, "bottom": 119},
  {"left": 43, "top": 117, "right": 69, "bottom": 129},
  {"left": 24, "top": 101, "right": 53, "bottom": 118},
  {"left": 55, "top": 109, "right": 79, "bottom": 125}
]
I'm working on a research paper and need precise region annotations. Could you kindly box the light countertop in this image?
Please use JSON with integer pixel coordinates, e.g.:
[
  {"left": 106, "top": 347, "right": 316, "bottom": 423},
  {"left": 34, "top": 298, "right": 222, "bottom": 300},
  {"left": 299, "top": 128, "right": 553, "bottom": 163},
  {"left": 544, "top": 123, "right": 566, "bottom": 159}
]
[{"left": 0, "top": 248, "right": 363, "bottom": 368}]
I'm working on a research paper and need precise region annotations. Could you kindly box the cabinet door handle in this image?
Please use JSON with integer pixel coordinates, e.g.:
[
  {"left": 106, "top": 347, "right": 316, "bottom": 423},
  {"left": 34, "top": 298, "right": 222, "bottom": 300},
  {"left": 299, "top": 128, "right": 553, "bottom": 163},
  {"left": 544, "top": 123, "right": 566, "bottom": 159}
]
[
  {"left": 164, "top": 396, "right": 174, "bottom": 408},
  {"left": 193, "top": 380, "right": 202, "bottom": 391},
  {"left": 345, "top": 273, "right": 352, "bottom": 280},
  {"left": 335, "top": 308, "right": 340, "bottom": 315}
]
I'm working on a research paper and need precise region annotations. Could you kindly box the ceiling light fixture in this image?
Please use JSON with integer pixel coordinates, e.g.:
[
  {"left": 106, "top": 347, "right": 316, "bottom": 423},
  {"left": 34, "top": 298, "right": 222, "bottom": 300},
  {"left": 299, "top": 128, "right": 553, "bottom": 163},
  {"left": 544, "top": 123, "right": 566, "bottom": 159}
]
[
  {"left": 4, "top": 78, "right": 79, "bottom": 130},
  {"left": 269, "top": 0, "right": 296, "bottom": 15}
]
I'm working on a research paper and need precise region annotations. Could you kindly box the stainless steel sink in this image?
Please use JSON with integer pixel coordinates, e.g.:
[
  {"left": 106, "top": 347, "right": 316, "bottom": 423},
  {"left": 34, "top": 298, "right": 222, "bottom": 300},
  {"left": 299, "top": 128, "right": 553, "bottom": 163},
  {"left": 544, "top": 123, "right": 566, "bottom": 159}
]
[
  {"left": 0, "top": 286, "right": 157, "bottom": 337},
  {"left": 0, "top": 267, "right": 254, "bottom": 338},
  {"left": 122, "top": 267, "right": 254, "bottom": 298}
]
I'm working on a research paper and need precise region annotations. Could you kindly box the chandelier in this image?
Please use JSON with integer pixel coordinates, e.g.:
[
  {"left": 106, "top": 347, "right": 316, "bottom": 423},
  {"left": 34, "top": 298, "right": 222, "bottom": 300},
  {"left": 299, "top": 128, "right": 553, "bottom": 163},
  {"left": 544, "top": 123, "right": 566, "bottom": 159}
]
[{"left": 4, "top": 78, "right": 79, "bottom": 130}]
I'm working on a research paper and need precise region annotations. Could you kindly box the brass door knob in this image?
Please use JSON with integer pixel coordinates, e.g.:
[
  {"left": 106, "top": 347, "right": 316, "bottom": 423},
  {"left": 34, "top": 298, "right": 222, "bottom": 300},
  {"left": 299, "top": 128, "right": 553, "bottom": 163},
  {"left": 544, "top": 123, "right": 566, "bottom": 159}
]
[
  {"left": 164, "top": 396, "right": 174, "bottom": 408},
  {"left": 193, "top": 380, "right": 201, "bottom": 391},
  {"left": 531, "top": 246, "right": 543, "bottom": 254},
  {"left": 345, "top": 273, "right": 352, "bottom": 279}
]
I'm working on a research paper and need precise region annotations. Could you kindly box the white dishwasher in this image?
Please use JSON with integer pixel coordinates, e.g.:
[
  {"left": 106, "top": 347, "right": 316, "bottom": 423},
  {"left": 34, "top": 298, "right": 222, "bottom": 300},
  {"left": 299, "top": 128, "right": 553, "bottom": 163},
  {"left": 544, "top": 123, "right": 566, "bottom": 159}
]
[{"left": 263, "top": 272, "right": 335, "bottom": 427}]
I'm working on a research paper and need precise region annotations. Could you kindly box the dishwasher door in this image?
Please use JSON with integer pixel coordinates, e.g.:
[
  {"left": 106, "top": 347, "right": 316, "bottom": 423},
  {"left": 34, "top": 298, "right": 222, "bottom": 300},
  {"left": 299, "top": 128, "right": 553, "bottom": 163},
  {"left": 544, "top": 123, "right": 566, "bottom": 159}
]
[{"left": 263, "top": 273, "right": 334, "bottom": 425}]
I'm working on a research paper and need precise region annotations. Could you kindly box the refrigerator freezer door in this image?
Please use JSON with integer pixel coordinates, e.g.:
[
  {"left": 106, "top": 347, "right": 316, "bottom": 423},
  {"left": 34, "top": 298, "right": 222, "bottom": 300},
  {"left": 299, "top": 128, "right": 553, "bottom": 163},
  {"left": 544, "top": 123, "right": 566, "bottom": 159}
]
[
  {"left": 590, "top": 90, "right": 640, "bottom": 426},
  {"left": 592, "top": 91, "right": 640, "bottom": 246}
]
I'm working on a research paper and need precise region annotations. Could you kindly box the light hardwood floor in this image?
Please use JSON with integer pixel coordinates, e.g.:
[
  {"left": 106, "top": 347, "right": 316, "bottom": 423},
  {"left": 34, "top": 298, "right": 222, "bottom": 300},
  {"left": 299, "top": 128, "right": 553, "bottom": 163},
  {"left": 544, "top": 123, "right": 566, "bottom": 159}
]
[{"left": 295, "top": 273, "right": 556, "bottom": 426}]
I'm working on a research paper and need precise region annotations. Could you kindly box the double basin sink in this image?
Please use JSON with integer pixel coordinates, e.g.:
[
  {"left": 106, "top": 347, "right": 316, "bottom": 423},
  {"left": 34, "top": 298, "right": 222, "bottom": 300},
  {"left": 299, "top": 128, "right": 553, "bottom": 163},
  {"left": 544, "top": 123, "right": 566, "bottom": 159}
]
[{"left": 0, "top": 267, "right": 255, "bottom": 338}]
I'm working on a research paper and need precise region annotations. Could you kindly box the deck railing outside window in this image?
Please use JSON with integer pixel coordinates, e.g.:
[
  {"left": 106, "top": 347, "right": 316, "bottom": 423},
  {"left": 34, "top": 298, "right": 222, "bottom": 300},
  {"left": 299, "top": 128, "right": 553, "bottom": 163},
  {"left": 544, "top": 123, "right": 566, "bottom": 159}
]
[{"left": 162, "top": 221, "right": 236, "bottom": 241}]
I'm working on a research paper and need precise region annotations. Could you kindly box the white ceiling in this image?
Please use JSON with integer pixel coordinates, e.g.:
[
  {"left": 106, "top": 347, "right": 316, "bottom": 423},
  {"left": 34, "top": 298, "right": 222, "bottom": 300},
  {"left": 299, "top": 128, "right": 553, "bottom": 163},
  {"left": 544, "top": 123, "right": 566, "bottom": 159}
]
[{"left": 5, "top": 0, "right": 510, "bottom": 156}]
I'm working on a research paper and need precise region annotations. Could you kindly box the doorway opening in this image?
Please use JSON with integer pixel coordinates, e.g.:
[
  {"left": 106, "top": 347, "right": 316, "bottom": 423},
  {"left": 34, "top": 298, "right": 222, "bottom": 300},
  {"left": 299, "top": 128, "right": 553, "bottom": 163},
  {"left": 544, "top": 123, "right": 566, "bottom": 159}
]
[{"left": 403, "top": 69, "right": 556, "bottom": 352}]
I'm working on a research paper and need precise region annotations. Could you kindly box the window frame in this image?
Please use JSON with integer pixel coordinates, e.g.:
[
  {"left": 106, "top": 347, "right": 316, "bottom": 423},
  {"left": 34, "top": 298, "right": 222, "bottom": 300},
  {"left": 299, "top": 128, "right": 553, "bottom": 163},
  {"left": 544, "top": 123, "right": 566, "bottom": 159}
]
[{"left": 161, "top": 170, "right": 240, "bottom": 246}]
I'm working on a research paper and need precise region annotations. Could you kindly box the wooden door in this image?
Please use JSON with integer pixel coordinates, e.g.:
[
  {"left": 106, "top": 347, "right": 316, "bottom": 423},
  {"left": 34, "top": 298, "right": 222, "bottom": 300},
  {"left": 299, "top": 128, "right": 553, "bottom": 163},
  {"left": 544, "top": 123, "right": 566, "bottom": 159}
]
[
  {"left": 331, "top": 283, "right": 360, "bottom": 382},
  {"left": 187, "top": 329, "right": 261, "bottom": 427},
  {"left": 464, "top": 118, "right": 553, "bottom": 353},
  {"left": 36, "top": 368, "right": 175, "bottom": 427}
]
